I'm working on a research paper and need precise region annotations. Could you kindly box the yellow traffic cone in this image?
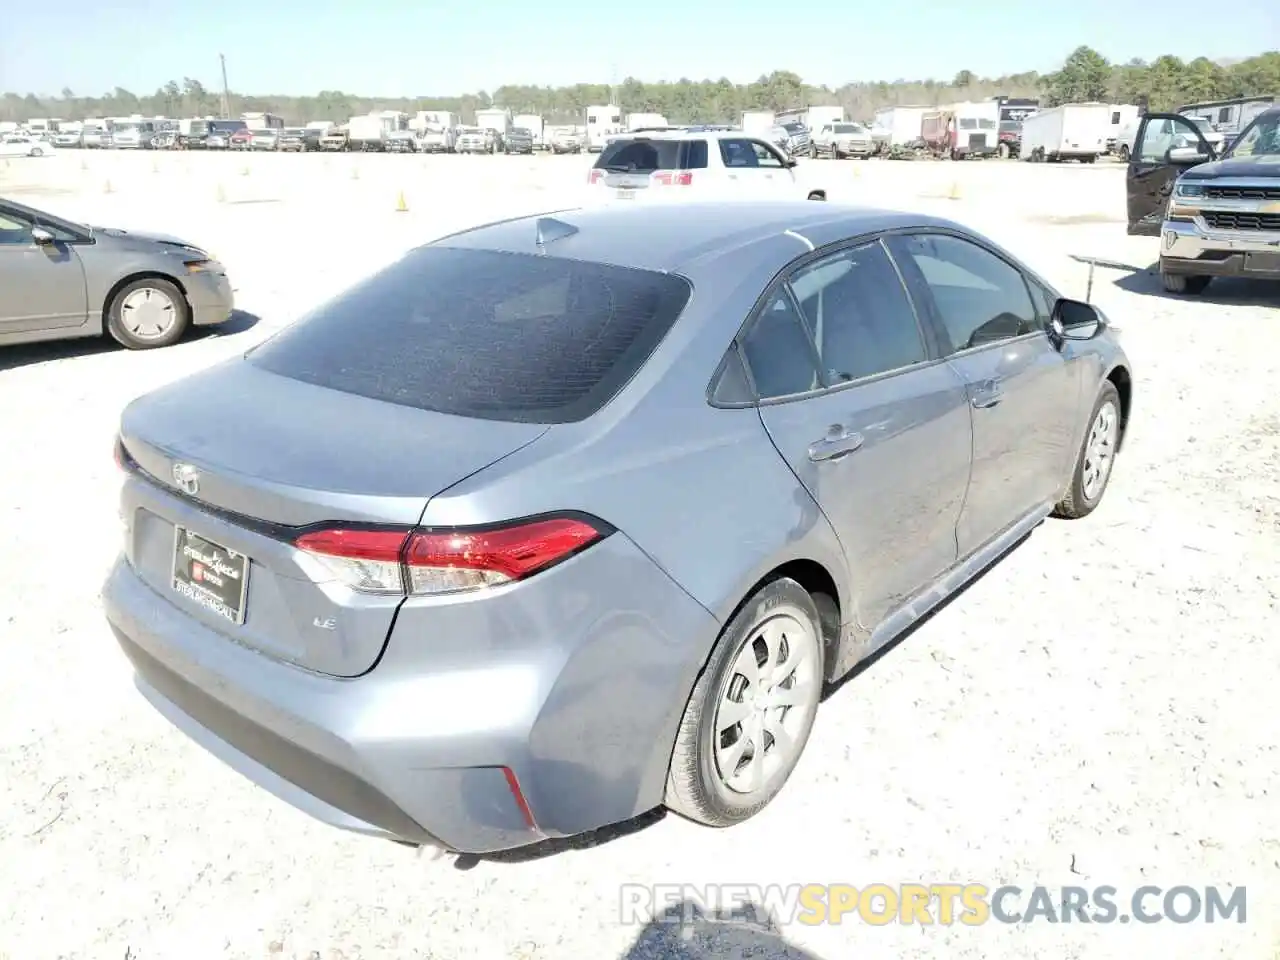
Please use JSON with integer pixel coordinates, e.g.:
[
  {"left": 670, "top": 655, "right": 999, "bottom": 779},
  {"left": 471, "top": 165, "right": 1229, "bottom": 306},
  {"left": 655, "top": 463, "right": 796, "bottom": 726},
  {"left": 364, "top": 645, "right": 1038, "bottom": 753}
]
[
  {"left": 351, "top": 166, "right": 360, "bottom": 180},
  {"left": 215, "top": 183, "right": 227, "bottom": 203},
  {"left": 395, "top": 191, "right": 408, "bottom": 212},
  {"left": 948, "top": 180, "right": 962, "bottom": 200},
  {"left": 80, "top": 158, "right": 88, "bottom": 172},
  {"left": 240, "top": 165, "right": 250, "bottom": 177},
  {"left": 103, "top": 179, "right": 114, "bottom": 194}
]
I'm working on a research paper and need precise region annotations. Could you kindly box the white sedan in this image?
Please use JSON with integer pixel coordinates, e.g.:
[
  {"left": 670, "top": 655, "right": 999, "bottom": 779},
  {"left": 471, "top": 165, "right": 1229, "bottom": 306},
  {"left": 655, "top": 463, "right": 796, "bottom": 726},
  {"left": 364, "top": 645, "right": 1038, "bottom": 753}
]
[
  {"left": 587, "top": 130, "right": 826, "bottom": 203},
  {"left": 1, "top": 135, "right": 55, "bottom": 158}
]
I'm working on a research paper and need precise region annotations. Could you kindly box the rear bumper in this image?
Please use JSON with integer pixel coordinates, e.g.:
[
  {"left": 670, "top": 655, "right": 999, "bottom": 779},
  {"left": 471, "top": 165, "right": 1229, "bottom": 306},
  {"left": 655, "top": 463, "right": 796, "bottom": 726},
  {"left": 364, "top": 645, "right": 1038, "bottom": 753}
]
[
  {"left": 1160, "top": 218, "right": 1280, "bottom": 278},
  {"left": 102, "top": 527, "right": 719, "bottom": 854}
]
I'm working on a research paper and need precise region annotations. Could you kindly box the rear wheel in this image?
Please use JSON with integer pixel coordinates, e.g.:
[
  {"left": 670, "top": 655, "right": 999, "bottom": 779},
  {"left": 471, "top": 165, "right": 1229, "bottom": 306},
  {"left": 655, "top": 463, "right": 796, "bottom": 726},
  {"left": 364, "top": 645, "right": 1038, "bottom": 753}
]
[
  {"left": 809, "top": 143, "right": 817, "bottom": 159},
  {"left": 665, "top": 578, "right": 825, "bottom": 827},
  {"left": 106, "top": 277, "right": 190, "bottom": 349},
  {"left": 1119, "top": 144, "right": 1131, "bottom": 162},
  {"left": 31, "top": 147, "right": 44, "bottom": 157},
  {"left": 997, "top": 142, "right": 1010, "bottom": 159}
]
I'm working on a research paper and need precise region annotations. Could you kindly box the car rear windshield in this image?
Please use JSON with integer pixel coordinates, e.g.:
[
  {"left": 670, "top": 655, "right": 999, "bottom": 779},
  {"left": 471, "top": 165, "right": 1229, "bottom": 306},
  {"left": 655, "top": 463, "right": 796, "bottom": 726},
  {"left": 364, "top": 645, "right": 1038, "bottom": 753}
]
[
  {"left": 246, "top": 247, "right": 693, "bottom": 424},
  {"left": 594, "top": 138, "right": 708, "bottom": 171}
]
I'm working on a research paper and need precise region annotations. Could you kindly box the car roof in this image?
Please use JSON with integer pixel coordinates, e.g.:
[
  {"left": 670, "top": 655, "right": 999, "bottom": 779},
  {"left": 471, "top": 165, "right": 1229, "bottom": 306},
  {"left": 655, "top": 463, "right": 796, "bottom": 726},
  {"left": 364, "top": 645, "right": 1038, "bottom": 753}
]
[{"left": 429, "top": 201, "right": 967, "bottom": 275}]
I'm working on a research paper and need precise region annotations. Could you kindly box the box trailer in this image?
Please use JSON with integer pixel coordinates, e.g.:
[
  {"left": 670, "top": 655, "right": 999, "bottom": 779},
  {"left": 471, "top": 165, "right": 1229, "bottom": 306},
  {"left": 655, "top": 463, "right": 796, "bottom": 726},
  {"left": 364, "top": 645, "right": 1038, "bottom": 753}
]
[
  {"left": 872, "top": 106, "right": 930, "bottom": 146},
  {"left": 1020, "top": 103, "right": 1110, "bottom": 163},
  {"left": 741, "top": 111, "right": 775, "bottom": 135},
  {"left": 513, "top": 113, "right": 545, "bottom": 148},
  {"left": 348, "top": 114, "right": 393, "bottom": 151}
]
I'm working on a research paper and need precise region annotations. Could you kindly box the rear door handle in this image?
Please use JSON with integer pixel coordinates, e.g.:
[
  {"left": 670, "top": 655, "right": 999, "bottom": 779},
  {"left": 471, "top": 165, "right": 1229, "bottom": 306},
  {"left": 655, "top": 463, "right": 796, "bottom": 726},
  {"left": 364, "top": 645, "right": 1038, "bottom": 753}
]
[
  {"left": 970, "top": 378, "right": 1004, "bottom": 409},
  {"left": 808, "top": 429, "right": 864, "bottom": 462}
]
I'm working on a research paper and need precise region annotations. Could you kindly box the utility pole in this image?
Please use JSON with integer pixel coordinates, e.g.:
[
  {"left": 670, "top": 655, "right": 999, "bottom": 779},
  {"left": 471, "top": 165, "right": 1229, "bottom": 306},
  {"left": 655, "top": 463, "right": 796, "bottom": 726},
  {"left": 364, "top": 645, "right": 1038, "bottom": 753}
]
[
  {"left": 610, "top": 61, "right": 618, "bottom": 107},
  {"left": 219, "top": 53, "right": 231, "bottom": 119}
]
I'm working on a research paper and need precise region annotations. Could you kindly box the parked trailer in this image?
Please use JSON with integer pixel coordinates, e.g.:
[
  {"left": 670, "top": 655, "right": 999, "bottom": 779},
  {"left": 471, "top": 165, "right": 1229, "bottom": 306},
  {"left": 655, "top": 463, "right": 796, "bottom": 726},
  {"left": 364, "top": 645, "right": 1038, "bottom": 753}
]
[
  {"left": 585, "top": 104, "right": 623, "bottom": 152},
  {"left": 475, "top": 107, "right": 512, "bottom": 149},
  {"left": 1020, "top": 103, "right": 1110, "bottom": 163},
  {"left": 626, "top": 112, "right": 668, "bottom": 132},
  {"left": 740, "top": 111, "right": 775, "bottom": 135},
  {"left": 872, "top": 106, "right": 930, "bottom": 148},
  {"left": 347, "top": 114, "right": 393, "bottom": 151},
  {"left": 241, "top": 112, "right": 284, "bottom": 131},
  {"left": 1105, "top": 104, "right": 1141, "bottom": 154},
  {"left": 514, "top": 113, "right": 545, "bottom": 148}
]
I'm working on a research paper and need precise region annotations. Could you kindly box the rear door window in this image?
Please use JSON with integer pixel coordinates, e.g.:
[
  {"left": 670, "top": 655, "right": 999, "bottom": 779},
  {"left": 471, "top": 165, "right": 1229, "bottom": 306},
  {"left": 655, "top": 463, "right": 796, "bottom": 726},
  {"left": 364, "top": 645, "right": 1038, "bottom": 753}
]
[
  {"left": 595, "top": 138, "right": 705, "bottom": 171},
  {"left": 247, "top": 247, "right": 692, "bottom": 424}
]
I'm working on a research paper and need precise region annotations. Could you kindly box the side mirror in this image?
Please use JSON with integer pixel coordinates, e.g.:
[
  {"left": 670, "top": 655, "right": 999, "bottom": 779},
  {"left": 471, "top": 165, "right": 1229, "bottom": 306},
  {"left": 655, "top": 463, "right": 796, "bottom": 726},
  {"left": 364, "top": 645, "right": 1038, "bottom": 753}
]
[
  {"left": 783, "top": 156, "right": 798, "bottom": 168},
  {"left": 1167, "top": 145, "right": 1210, "bottom": 163},
  {"left": 1051, "top": 298, "right": 1102, "bottom": 341},
  {"left": 30, "top": 226, "right": 55, "bottom": 245}
]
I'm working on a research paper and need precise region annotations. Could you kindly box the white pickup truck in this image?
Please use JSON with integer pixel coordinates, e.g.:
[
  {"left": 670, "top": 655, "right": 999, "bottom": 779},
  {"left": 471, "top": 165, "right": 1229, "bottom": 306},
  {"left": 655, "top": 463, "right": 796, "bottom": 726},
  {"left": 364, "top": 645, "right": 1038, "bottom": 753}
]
[
  {"left": 808, "top": 121, "right": 875, "bottom": 159},
  {"left": 417, "top": 125, "right": 455, "bottom": 153}
]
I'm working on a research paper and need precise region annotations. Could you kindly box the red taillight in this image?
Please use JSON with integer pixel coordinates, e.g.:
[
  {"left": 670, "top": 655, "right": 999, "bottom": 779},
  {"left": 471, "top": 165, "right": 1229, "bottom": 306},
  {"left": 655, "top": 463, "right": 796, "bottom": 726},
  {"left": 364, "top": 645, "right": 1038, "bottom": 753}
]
[
  {"left": 114, "top": 437, "right": 129, "bottom": 470},
  {"left": 588, "top": 169, "right": 603, "bottom": 184},
  {"left": 650, "top": 171, "right": 693, "bottom": 186},
  {"left": 294, "top": 515, "right": 608, "bottom": 597}
]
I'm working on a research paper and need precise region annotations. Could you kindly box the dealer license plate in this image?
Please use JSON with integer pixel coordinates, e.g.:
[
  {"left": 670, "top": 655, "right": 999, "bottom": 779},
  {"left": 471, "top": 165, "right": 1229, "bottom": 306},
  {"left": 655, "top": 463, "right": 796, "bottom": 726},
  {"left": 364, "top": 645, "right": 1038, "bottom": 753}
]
[{"left": 172, "top": 526, "right": 250, "bottom": 625}]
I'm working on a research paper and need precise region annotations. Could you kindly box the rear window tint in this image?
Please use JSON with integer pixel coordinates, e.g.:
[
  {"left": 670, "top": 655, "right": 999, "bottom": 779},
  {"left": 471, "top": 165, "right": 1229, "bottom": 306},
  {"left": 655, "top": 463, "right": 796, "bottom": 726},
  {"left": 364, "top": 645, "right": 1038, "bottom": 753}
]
[
  {"left": 247, "top": 247, "right": 693, "bottom": 424},
  {"left": 595, "top": 138, "right": 707, "bottom": 171}
]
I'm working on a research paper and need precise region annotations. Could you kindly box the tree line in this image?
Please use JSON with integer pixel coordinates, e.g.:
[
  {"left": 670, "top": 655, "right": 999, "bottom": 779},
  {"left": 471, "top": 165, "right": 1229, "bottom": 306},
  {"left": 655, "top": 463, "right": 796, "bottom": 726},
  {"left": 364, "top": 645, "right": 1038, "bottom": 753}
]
[{"left": 2, "top": 48, "right": 1276, "bottom": 126}]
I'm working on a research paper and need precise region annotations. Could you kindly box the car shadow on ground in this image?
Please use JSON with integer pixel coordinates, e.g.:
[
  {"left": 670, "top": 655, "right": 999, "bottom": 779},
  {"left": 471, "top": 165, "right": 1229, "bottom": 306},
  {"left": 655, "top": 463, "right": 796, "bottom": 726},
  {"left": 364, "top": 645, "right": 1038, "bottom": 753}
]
[
  {"left": 0, "top": 309, "right": 261, "bottom": 373},
  {"left": 620, "top": 902, "right": 826, "bottom": 959},
  {"left": 1072, "top": 255, "right": 1280, "bottom": 306}
]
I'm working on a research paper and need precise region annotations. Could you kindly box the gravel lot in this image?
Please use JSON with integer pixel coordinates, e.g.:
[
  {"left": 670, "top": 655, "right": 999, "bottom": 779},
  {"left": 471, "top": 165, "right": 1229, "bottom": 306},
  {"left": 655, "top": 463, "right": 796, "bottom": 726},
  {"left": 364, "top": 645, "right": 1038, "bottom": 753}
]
[{"left": 1, "top": 149, "right": 1278, "bottom": 960}]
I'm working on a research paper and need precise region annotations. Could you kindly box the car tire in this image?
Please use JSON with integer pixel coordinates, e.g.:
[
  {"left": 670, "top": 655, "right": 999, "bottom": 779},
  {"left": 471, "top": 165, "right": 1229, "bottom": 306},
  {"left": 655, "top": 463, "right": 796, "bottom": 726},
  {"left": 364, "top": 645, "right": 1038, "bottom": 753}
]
[
  {"left": 106, "top": 277, "right": 190, "bottom": 350},
  {"left": 1118, "top": 144, "right": 1130, "bottom": 162},
  {"left": 1161, "top": 271, "right": 1210, "bottom": 295},
  {"left": 1054, "top": 381, "right": 1122, "bottom": 520},
  {"left": 809, "top": 144, "right": 817, "bottom": 159},
  {"left": 665, "top": 577, "right": 825, "bottom": 828},
  {"left": 31, "top": 147, "right": 44, "bottom": 157}
]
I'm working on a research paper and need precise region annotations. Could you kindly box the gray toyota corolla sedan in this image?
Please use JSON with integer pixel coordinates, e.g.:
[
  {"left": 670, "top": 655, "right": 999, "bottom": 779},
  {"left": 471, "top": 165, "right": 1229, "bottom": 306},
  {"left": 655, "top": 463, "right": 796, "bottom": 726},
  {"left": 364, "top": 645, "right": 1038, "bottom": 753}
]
[
  {"left": 0, "top": 197, "right": 233, "bottom": 350},
  {"left": 105, "top": 201, "right": 1132, "bottom": 856}
]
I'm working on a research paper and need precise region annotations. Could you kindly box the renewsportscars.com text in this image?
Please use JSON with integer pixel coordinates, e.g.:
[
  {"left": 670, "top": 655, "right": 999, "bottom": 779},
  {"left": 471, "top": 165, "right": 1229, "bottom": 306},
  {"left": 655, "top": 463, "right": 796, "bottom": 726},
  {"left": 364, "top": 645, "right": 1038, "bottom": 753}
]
[{"left": 620, "top": 883, "right": 1248, "bottom": 926}]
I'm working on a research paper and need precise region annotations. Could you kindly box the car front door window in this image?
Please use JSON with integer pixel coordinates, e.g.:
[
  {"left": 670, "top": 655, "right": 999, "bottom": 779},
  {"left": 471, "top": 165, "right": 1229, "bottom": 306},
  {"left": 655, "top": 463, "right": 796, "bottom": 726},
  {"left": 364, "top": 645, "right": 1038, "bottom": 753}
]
[
  {"left": 0, "top": 209, "right": 35, "bottom": 244},
  {"left": 886, "top": 233, "right": 1038, "bottom": 354},
  {"left": 1137, "top": 115, "right": 1207, "bottom": 162},
  {"left": 751, "top": 141, "right": 785, "bottom": 168}
]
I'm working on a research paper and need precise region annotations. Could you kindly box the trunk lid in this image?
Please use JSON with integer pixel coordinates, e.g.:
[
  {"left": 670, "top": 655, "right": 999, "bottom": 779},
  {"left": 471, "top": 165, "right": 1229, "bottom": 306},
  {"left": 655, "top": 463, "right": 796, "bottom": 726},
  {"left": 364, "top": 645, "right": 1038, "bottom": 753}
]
[{"left": 119, "top": 358, "right": 547, "bottom": 676}]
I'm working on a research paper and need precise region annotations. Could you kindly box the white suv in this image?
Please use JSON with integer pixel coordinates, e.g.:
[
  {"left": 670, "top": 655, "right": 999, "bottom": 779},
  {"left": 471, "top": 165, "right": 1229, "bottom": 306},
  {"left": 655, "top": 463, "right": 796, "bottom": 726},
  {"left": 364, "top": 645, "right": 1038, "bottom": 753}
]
[{"left": 587, "top": 131, "right": 826, "bottom": 203}]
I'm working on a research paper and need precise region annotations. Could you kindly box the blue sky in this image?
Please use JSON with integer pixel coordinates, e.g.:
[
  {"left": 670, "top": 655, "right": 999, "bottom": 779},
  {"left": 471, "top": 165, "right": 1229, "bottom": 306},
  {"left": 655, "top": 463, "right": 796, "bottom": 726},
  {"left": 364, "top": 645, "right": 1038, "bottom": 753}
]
[{"left": 2, "top": 0, "right": 1275, "bottom": 97}]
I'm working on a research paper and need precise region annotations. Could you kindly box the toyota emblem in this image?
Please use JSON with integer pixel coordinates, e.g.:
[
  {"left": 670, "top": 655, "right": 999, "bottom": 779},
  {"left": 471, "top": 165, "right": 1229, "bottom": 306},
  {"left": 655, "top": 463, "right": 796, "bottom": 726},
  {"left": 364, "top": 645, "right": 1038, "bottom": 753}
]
[{"left": 172, "top": 462, "right": 200, "bottom": 496}]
